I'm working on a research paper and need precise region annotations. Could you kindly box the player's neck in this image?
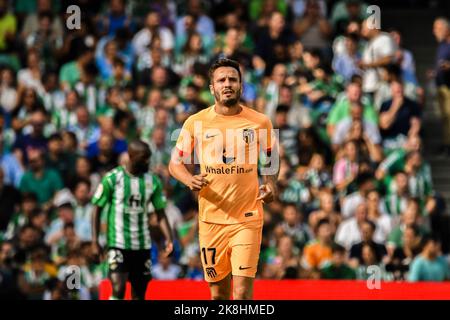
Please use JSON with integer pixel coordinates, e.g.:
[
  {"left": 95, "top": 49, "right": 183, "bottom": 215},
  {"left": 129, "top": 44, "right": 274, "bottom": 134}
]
[
  {"left": 124, "top": 164, "right": 141, "bottom": 177},
  {"left": 214, "top": 103, "right": 242, "bottom": 116}
]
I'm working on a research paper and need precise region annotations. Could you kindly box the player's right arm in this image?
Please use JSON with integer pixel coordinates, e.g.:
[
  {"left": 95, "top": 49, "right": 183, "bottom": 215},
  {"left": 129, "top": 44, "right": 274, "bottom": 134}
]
[
  {"left": 90, "top": 175, "right": 113, "bottom": 260},
  {"left": 168, "top": 117, "right": 209, "bottom": 191},
  {"left": 168, "top": 160, "right": 209, "bottom": 191}
]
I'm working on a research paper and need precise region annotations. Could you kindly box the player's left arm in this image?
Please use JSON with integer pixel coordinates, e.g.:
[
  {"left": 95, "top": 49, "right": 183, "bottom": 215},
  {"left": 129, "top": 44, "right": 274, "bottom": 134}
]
[
  {"left": 151, "top": 176, "right": 174, "bottom": 257},
  {"left": 257, "top": 117, "right": 280, "bottom": 203}
]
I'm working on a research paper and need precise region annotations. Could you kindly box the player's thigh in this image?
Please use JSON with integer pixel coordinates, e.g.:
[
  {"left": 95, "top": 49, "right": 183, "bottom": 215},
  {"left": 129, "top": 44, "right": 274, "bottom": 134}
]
[
  {"left": 198, "top": 221, "right": 231, "bottom": 283},
  {"left": 106, "top": 248, "right": 129, "bottom": 297},
  {"left": 107, "top": 248, "right": 129, "bottom": 275},
  {"left": 229, "top": 220, "right": 263, "bottom": 278},
  {"left": 129, "top": 249, "right": 152, "bottom": 299}
]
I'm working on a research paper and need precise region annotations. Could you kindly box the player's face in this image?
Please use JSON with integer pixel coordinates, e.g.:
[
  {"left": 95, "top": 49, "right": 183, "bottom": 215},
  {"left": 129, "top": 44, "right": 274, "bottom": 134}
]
[
  {"left": 210, "top": 66, "right": 242, "bottom": 107},
  {"left": 130, "top": 148, "right": 151, "bottom": 174}
]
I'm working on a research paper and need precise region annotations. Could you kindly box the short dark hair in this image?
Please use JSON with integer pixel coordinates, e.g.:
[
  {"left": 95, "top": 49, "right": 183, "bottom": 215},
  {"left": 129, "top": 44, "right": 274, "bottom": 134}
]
[
  {"left": 356, "top": 172, "right": 374, "bottom": 187},
  {"left": 22, "top": 192, "right": 38, "bottom": 203},
  {"left": 276, "top": 104, "right": 290, "bottom": 114},
  {"left": 208, "top": 58, "right": 242, "bottom": 83},
  {"left": 48, "top": 132, "right": 63, "bottom": 142},
  {"left": 113, "top": 56, "right": 125, "bottom": 67},
  {"left": 362, "top": 219, "right": 377, "bottom": 232},
  {"left": 332, "top": 243, "right": 346, "bottom": 254},
  {"left": 420, "top": 234, "right": 440, "bottom": 249},
  {"left": 38, "top": 10, "right": 53, "bottom": 22},
  {"left": 317, "top": 218, "right": 330, "bottom": 229}
]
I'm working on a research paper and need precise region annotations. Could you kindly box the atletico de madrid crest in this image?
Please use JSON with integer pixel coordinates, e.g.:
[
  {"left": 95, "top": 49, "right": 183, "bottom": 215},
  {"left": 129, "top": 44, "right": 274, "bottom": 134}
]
[{"left": 242, "top": 128, "right": 255, "bottom": 144}]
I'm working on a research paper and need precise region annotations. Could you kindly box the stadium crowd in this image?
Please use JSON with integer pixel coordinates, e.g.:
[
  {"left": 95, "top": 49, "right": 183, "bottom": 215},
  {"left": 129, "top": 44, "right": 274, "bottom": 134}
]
[{"left": 0, "top": 0, "right": 449, "bottom": 300}]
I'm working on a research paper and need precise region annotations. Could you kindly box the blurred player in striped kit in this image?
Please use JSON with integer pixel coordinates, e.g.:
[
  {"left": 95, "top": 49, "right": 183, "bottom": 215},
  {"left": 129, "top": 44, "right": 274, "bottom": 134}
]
[{"left": 91, "top": 140, "right": 173, "bottom": 300}]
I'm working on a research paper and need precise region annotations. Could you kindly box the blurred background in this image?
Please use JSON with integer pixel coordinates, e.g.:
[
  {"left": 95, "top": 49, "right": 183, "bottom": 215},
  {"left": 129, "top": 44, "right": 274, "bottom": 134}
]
[{"left": 0, "top": 0, "right": 450, "bottom": 300}]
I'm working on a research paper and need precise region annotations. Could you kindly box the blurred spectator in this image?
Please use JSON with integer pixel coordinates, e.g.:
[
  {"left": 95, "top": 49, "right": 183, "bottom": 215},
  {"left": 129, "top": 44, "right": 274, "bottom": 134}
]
[
  {"left": 380, "top": 171, "right": 409, "bottom": 223},
  {"left": 255, "top": 11, "right": 295, "bottom": 76},
  {"left": 389, "top": 28, "right": 417, "bottom": 85},
  {"left": 72, "top": 179, "right": 94, "bottom": 242},
  {"left": 355, "top": 242, "right": 390, "bottom": 280},
  {"left": 379, "top": 80, "right": 421, "bottom": 151},
  {"left": 359, "top": 19, "right": 397, "bottom": 95},
  {"left": 335, "top": 202, "right": 368, "bottom": 250},
  {"left": 152, "top": 253, "right": 182, "bottom": 280},
  {"left": 0, "top": 132, "right": 24, "bottom": 188},
  {"left": 20, "top": 0, "right": 63, "bottom": 42},
  {"left": 96, "top": 0, "right": 135, "bottom": 37},
  {"left": 278, "top": 204, "right": 311, "bottom": 252},
  {"left": 348, "top": 219, "right": 387, "bottom": 268},
  {"left": 45, "top": 133, "right": 76, "bottom": 185},
  {"left": 333, "top": 140, "right": 359, "bottom": 195},
  {"left": 24, "top": 11, "right": 63, "bottom": 71},
  {"left": 385, "top": 224, "right": 421, "bottom": 280},
  {"left": 340, "top": 172, "right": 375, "bottom": 219},
  {"left": 175, "top": 0, "right": 215, "bottom": 51},
  {"left": 308, "top": 189, "right": 341, "bottom": 235},
  {"left": 17, "top": 247, "right": 57, "bottom": 299},
  {"left": 293, "top": 0, "right": 332, "bottom": 53},
  {"left": 184, "top": 253, "right": 203, "bottom": 280},
  {"left": 87, "top": 134, "right": 120, "bottom": 176},
  {"left": 408, "top": 236, "right": 450, "bottom": 281},
  {"left": 133, "top": 11, "right": 174, "bottom": 57},
  {"left": 0, "top": 67, "right": 18, "bottom": 113},
  {"left": 0, "top": 167, "right": 21, "bottom": 236},
  {"left": 0, "top": 0, "right": 17, "bottom": 53},
  {"left": 4, "top": 192, "right": 38, "bottom": 240},
  {"left": 301, "top": 218, "right": 334, "bottom": 276},
  {"left": 332, "top": 103, "right": 382, "bottom": 163},
  {"left": 17, "top": 49, "right": 45, "bottom": 95},
  {"left": 274, "top": 104, "right": 299, "bottom": 166},
  {"left": 59, "top": 44, "right": 95, "bottom": 91},
  {"left": 330, "top": 0, "right": 368, "bottom": 36},
  {"left": 332, "top": 33, "right": 362, "bottom": 82},
  {"left": 50, "top": 222, "right": 81, "bottom": 266},
  {"left": 366, "top": 190, "right": 392, "bottom": 243},
  {"left": 45, "top": 203, "right": 75, "bottom": 247},
  {"left": 19, "top": 148, "right": 63, "bottom": 208},
  {"left": 263, "top": 235, "right": 301, "bottom": 279},
  {"left": 174, "top": 32, "right": 209, "bottom": 77},
  {"left": 386, "top": 199, "right": 429, "bottom": 254},
  {"left": 432, "top": 17, "right": 450, "bottom": 156},
  {"left": 320, "top": 243, "right": 356, "bottom": 279}
]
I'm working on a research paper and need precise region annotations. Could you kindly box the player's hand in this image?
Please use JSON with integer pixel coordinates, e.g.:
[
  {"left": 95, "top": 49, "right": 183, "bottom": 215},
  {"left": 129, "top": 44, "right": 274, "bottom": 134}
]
[
  {"left": 162, "top": 240, "right": 174, "bottom": 257},
  {"left": 189, "top": 173, "right": 209, "bottom": 191},
  {"left": 256, "top": 183, "right": 275, "bottom": 203}
]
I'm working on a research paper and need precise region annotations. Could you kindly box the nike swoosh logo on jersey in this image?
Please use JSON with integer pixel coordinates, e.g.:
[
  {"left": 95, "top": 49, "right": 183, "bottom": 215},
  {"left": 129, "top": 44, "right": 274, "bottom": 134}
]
[
  {"left": 239, "top": 266, "right": 251, "bottom": 270},
  {"left": 205, "top": 133, "right": 218, "bottom": 139}
]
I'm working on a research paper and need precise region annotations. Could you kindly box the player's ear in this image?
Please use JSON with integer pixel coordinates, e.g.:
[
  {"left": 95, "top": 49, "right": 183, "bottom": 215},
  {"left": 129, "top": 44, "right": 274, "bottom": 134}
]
[{"left": 209, "top": 84, "right": 214, "bottom": 95}]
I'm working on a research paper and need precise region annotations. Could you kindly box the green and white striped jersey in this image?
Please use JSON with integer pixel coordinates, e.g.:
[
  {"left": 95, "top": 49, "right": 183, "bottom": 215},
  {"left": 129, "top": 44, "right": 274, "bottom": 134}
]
[{"left": 91, "top": 166, "right": 167, "bottom": 250}]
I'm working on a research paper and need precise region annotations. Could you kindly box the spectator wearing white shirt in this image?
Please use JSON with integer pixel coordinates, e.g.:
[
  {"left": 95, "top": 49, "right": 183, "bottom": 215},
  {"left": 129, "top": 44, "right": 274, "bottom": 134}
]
[
  {"left": 341, "top": 172, "right": 376, "bottom": 219},
  {"left": 359, "top": 19, "right": 397, "bottom": 95},
  {"left": 132, "top": 11, "right": 174, "bottom": 57},
  {"left": 335, "top": 202, "right": 367, "bottom": 250},
  {"left": 366, "top": 190, "right": 393, "bottom": 244},
  {"left": 17, "top": 49, "right": 45, "bottom": 96}
]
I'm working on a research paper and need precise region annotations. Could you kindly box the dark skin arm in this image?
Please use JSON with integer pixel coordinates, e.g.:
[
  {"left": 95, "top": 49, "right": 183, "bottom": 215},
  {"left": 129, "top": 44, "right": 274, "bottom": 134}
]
[
  {"left": 91, "top": 205, "right": 103, "bottom": 261},
  {"left": 154, "top": 209, "right": 174, "bottom": 257}
]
